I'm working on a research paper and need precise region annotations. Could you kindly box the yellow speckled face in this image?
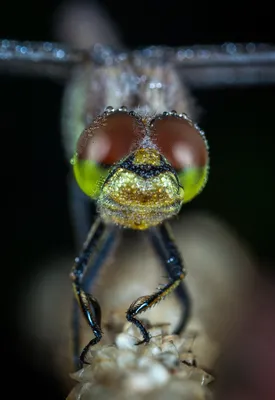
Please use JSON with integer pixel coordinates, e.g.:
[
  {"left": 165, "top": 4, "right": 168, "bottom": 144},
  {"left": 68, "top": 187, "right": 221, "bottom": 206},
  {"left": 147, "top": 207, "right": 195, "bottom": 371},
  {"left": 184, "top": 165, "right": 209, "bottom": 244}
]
[{"left": 97, "top": 150, "right": 184, "bottom": 230}]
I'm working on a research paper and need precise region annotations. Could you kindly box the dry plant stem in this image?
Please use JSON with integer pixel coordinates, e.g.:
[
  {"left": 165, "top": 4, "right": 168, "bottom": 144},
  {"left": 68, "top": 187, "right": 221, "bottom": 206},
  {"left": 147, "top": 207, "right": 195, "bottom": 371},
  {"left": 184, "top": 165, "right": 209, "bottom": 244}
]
[{"left": 67, "top": 318, "right": 214, "bottom": 400}]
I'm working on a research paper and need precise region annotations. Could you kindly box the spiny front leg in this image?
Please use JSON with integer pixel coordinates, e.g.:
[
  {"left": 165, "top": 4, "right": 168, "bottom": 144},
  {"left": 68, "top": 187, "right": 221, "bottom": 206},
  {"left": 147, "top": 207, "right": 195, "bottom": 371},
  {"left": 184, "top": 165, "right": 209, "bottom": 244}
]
[
  {"left": 70, "top": 217, "right": 108, "bottom": 366},
  {"left": 126, "top": 222, "right": 186, "bottom": 344},
  {"left": 71, "top": 282, "right": 102, "bottom": 364}
]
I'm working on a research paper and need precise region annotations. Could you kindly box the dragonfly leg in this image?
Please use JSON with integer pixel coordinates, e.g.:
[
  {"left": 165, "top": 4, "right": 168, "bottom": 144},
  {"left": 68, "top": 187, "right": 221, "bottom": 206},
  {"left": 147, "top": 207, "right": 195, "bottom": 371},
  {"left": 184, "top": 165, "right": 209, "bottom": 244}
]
[
  {"left": 149, "top": 224, "right": 191, "bottom": 334},
  {"left": 70, "top": 217, "right": 116, "bottom": 367},
  {"left": 126, "top": 222, "right": 186, "bottom": 344}
]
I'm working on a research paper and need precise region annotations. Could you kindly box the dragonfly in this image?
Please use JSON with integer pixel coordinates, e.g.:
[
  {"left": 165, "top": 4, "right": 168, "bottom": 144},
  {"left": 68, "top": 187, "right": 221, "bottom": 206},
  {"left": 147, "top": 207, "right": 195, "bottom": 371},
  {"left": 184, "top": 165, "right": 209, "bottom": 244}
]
[{"left": 2, "top": 39, "right": 275, "bottom": 369}]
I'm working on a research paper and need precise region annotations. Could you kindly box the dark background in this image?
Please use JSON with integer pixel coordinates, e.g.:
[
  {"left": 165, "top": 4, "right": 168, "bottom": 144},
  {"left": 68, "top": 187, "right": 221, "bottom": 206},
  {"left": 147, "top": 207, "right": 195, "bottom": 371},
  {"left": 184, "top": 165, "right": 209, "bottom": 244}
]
[{"left": 0, "top": 0, "right": 275, "bottom": 398}]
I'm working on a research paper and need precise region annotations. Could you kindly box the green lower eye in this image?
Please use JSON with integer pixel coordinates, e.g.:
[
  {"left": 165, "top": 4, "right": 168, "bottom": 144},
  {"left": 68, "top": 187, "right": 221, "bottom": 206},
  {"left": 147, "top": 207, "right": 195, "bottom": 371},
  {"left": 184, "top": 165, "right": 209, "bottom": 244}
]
[
  {"left": 178, "top": 166, "right": 209, "bottom": 203},
  {"left": 72, "top": 153, "right": 109, "bottom": 199}
]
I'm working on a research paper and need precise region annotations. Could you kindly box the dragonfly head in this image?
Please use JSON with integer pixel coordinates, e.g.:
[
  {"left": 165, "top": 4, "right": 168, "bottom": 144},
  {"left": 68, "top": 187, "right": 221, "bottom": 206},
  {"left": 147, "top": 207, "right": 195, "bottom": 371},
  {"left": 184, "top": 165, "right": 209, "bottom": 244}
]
[
  {"left": 97, "top": 147, "right": 184, "bottom": 230},
  {"left": 72, "top": 107, "right": 209, "bottom": 230}
]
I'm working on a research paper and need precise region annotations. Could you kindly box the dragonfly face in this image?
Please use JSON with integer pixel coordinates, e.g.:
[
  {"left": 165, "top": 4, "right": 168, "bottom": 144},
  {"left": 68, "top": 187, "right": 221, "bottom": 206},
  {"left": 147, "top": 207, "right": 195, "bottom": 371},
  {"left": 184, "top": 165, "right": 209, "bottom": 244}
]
[
  {"left": 72, "top": 106, "right": 209, "bottom": 229},
  {"left": 98, "top": 146, "right": 183, "bottom": 230}
]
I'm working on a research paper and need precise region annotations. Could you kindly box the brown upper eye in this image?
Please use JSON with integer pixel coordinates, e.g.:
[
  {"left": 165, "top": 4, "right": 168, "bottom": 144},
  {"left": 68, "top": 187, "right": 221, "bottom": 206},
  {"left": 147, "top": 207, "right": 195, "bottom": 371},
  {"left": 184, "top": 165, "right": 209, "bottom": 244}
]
[
  {"left": 150, "top": 115, "right": 208, "bottom": 170},
  {"left": 76, "top": 112, "right": 145, "bottom": 166}
]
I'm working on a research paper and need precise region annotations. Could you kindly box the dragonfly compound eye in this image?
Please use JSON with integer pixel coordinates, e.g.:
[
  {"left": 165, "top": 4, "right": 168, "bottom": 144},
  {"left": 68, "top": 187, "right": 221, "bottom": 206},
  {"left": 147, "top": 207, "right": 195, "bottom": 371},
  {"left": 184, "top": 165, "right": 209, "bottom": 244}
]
[
  {"left": 150, "top": 113, "right": 209, "bottom": 203},
  {"left": 71, "top": 110, "right": 145, "bottom": 198}
]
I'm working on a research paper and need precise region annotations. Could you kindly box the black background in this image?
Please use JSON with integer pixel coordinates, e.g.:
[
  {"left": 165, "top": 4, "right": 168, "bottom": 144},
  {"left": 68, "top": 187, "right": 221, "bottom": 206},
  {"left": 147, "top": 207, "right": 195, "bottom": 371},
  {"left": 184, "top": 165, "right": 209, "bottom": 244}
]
[{"left": 1, "top": 0, "right": 275, "bottom": 398}]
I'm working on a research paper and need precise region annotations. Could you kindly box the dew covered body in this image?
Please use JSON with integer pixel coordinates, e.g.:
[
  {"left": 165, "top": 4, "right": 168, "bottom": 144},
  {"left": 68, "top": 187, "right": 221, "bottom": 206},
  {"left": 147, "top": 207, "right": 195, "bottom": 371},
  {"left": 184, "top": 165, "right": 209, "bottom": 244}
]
[{"left": 68, "top": 57, "right": 209, "bottom": 366}]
